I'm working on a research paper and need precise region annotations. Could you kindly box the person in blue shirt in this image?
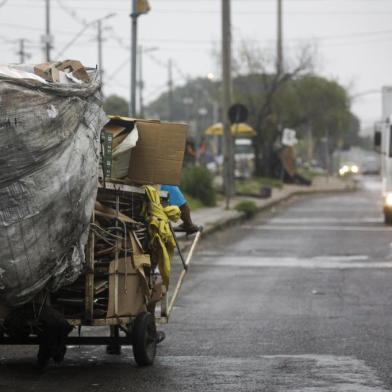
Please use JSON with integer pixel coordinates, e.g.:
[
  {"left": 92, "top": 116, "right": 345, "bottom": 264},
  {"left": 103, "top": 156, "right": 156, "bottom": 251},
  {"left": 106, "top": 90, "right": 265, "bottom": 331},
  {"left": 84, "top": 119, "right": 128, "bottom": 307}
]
[{"left": 161, "top": 185, "right": 199, "bottom": 234}]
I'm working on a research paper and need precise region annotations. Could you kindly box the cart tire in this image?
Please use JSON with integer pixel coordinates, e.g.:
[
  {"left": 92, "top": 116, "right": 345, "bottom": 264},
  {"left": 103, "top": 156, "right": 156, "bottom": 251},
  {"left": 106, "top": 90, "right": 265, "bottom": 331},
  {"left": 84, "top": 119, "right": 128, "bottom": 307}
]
[
  {"left": 132, "top": 312, "right": 157, "bottom": 366},
  {"left": 37, "top": 344, "right": 50, "bottom": 369}
]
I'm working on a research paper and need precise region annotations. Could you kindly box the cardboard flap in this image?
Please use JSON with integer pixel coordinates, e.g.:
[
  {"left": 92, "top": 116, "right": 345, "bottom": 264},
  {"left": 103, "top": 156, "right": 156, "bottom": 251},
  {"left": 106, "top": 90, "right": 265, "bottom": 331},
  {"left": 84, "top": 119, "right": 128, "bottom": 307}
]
[
  {"left": 133, "top": 254, "right": 151, "bottom": 270},
  {"left": 128, "top": 121, "right": 186, "bottom": 185},
  {"left": 109, "top": 258, "right": 137, "bottom": 275}
]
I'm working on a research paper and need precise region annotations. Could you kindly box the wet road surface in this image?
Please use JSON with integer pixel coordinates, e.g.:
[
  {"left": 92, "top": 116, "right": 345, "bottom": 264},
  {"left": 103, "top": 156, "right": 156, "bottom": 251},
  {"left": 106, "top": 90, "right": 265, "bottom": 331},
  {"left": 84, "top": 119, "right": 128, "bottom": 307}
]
[{"left": 2, "top": 177, "right": 392, "bottom": 391}]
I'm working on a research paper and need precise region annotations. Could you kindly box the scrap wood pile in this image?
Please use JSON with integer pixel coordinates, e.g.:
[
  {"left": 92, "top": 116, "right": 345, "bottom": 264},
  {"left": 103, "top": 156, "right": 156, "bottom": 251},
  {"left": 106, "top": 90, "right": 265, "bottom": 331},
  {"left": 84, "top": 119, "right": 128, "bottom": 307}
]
[{"left": 52, "top": 186, "right": 170, "bottom": 319}]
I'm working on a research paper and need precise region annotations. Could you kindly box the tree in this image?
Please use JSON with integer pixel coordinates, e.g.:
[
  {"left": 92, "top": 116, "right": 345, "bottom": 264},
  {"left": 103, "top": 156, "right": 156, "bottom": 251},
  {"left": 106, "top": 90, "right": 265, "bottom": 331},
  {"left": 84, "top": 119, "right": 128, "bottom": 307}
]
[
  {"left": 103, "top": 95, "right": 129, "bottom": 116},
  {"left": 233, "top": 44, "right": 314, "bottom": 176},
  {"left": 145, "top": 43, "right": 359, "bottom": 177}
]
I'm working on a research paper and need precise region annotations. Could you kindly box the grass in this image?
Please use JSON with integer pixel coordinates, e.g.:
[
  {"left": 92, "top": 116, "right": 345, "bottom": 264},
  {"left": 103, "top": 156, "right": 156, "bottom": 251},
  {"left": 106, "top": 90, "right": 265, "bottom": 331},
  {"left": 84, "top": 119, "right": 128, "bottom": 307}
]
[
  {"left": 297, "top": 168, "right": 327, "bottom": 181},
  {"left": 184, "top": 192, "right": 205, "bottom": 211},
  {"left": 235, "top": 177, "right": 283, "bottom": 196},
  {"left": 234, "top": 200, "right": 258, "bottom": 218}
]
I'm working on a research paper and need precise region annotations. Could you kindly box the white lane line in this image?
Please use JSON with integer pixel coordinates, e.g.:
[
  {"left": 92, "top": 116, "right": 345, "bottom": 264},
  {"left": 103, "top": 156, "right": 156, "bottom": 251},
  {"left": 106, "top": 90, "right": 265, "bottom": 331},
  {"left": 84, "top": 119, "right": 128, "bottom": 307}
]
[
  {"left": 269, "top": 218, "right": 382, "bottom": 224},
  {"left": 291, "top": 207, "right": 382, "bottom": 212},
  {"left": 243, "top": 225, "right": 392, "bottom": 232},
  {"left": 61, "top": 351, "right": 389, "bottom": 390},
  {"left": 312, "top": 255, "right": 369, "bottom": 261},
  {"left": 151, "top": 355, "right": 388, "bottom": 391},
  {"left": 196, "top": 255, "right": 392, "bottom": 268}
]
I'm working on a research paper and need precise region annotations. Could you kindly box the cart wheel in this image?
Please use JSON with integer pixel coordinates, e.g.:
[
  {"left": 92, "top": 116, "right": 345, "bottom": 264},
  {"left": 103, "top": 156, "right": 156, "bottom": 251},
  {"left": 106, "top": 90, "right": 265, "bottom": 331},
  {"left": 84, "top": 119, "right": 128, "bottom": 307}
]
[
  {"left": 132, "top": 312, "right": 157, "bottom": 366},
  {"left": 37, "top": 343, "right": 51, "bottom": 369}
]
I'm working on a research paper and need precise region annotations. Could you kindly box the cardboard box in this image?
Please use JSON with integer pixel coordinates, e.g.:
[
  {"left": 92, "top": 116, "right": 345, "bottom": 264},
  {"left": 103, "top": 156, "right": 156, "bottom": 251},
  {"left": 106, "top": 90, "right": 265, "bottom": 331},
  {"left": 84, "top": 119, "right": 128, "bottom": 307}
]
[
  {"left": 34, "top": 62, "right": 59, "bottom": 82},
  {"left": 104, "top": 116, "right": 187, "bottom": 185},
  {"left": 101, "top": 119, "right": 136, "bottom": 179},
  {"left": 34, "top": 60, "right": 90, "bottom": 83},
  {"left": 128, "top": 121, "right": 186, "bottom": 185},
  {"left": 56, "top": 60, "right": 90, "bottom": 82},
  {"left": 107, "top": 257, "right": 147, "bottom": 318}
]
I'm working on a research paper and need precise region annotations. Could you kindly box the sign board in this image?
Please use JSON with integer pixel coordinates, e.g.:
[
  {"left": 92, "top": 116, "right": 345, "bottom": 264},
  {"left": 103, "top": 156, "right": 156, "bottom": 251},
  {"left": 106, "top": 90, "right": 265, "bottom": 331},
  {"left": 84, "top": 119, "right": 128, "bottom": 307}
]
[
  {"left": 228, "top": 103, "right": 248, "bottom": 124},
  {"left": 282, "top": 128, "right": 298, "bottom": 146}
]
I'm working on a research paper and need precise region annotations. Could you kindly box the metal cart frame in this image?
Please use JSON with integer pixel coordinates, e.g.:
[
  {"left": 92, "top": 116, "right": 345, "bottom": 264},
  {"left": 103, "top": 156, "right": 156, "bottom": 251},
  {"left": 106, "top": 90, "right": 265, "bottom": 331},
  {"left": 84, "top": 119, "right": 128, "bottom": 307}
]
[{"left": 0, "top": 183, "right": 202, "bottom": 367}]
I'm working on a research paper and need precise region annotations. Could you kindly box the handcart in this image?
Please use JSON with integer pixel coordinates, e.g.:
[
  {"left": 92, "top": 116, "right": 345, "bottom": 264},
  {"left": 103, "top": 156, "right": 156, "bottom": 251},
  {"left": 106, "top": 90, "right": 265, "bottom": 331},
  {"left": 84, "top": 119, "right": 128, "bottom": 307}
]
[{"left": 0, "top": 182, "right": 202, "bottom": 367}]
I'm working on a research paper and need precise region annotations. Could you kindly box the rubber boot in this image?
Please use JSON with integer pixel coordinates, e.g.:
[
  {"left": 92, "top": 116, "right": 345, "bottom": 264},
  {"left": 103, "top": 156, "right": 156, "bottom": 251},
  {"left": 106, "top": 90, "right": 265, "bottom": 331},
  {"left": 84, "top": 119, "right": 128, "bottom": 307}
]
[{"left": 179, "top": 204, "right": 199, "bottom": 234}]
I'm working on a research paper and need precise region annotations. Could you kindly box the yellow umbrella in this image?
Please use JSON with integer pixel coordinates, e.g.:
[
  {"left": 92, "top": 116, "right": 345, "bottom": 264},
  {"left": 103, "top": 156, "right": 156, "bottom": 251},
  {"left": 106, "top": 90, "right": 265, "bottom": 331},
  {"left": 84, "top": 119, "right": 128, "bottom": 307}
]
[{"left": 204, "top": 122, "right": 256, "bottom": 138}]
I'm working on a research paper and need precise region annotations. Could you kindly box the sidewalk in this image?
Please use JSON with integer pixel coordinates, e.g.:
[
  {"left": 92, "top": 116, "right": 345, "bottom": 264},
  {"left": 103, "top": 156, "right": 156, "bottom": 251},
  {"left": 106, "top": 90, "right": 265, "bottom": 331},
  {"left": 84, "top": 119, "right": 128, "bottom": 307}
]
[{"left": 186, "top": 176, "right": 355, "bottom": 237}]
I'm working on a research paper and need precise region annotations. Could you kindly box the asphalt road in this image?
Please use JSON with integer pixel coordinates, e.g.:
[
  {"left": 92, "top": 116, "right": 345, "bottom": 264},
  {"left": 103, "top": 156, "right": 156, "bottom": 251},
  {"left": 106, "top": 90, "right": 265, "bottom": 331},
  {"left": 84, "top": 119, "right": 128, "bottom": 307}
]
[{"left": 2, "top": 176, "right": 392, "bottom": 391}]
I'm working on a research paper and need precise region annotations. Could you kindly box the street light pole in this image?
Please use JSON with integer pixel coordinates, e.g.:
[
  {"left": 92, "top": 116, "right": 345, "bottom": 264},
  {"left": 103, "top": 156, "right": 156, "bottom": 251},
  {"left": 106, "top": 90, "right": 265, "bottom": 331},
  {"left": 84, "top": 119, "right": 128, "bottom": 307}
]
[
  {"left": 221, "top": 0, "right": 234, "bottom": 209},
  {"left": 45, "top": 0, "right": 51, "bottom": 61},
  {"left": 97, "top": 20, "right": 103, "bottom": 84},
  {"left": 130, "top": 0, "right": 138, "bottom": 117},
  {"left": 168, "top": 58, "right": 174, "bottom": 121},
  {"left": 277, "top": 0, "right": 283, "bottom": 75}
]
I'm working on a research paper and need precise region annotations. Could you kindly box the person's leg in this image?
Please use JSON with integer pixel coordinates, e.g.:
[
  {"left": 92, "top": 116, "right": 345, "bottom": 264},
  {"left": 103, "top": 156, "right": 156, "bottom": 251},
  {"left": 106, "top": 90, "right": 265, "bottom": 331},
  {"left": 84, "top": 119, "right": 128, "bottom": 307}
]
[
  {"left": 161, "top": 185, "right": 199, "bottom": 234},
  {"left": 179, "top": 203, "right": 199, "bottom": 234}
]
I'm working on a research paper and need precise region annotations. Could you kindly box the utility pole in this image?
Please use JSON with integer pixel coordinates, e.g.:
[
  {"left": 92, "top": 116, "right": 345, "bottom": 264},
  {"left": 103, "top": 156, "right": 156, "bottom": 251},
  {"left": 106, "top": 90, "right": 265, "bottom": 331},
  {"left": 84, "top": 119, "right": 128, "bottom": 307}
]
[
  {"left": 45, "top": 0, "right": 51, "bottom": 61},
  {"left": 276, "top": 0, "right": 283, "bottom": 75},
  {"left": 221, "top": 0, "right": 234, "bottom": 209},
  {"left": 168, "top": 58, "right": 174, "bottom": 121},
  {"left": 130, "top": 0, "right": 138, "bottom": 117},
  {"left": 129, "top": 0, "right": 150, "bottom": 116},
  {"left": 138, "top": 46, "right": 144, "bottom": 116},
  {"left": 17, "top": 39, "right": 29, "bottom": 64},
  {"left": 97, "top": 20, "right": 103, "bottom": 85}
]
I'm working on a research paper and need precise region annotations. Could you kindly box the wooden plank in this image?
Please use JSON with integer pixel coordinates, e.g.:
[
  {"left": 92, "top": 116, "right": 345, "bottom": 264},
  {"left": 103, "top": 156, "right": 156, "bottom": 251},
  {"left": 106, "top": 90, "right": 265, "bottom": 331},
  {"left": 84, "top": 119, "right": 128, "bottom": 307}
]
[
  {"left": 67, "top": 317, "right": 133, "bottom": 327},
  {"left": 99, "top": 181, "right": 168, "bottom": 198},
  {"left": 84, "top": 212, "right": 95, "bottom": 322}
]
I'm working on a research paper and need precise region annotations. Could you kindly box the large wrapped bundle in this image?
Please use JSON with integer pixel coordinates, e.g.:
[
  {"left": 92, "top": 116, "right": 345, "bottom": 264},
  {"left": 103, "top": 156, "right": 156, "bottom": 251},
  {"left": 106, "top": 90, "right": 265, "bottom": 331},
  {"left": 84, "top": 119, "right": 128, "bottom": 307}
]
[{"left": 0, "top": 64, "right": 107, "bottom": 306}]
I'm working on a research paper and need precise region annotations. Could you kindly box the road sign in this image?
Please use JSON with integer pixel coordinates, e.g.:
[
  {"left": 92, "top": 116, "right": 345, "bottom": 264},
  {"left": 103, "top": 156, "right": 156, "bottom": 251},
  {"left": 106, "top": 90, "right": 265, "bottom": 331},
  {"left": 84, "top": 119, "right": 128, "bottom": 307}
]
[{"left": 228, "top": 103, "right": 248, "bottom": 124}]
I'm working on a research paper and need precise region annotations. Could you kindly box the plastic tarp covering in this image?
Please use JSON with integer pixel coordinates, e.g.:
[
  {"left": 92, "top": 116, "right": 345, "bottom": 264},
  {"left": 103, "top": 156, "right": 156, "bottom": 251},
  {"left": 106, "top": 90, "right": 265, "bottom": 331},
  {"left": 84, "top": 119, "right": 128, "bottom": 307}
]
[{"left": 0, "top": 70, "right": 107, "bottom": 306}]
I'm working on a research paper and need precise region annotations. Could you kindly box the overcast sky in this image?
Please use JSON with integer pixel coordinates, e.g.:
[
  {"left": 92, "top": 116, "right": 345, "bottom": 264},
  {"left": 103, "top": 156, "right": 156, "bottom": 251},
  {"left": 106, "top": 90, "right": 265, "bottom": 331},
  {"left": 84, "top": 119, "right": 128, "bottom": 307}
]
[{"left": 1, "top": 0, "right": 392, "bottom": 134}]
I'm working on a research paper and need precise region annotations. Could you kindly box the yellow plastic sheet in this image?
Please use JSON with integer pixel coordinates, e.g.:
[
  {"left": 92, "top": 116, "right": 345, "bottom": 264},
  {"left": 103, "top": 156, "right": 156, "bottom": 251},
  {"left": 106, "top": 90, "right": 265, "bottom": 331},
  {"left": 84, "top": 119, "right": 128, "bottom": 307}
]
[{"left": 144, "top": 186, "right": 180, "bottom": 288}]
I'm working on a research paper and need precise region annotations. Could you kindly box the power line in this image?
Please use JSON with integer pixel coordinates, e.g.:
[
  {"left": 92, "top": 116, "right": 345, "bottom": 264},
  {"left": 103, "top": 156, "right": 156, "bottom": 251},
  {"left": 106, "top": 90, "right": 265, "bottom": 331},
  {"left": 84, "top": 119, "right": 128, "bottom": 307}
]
[{"left": 6, "top": 2, "right": 392, "bottom": 14}]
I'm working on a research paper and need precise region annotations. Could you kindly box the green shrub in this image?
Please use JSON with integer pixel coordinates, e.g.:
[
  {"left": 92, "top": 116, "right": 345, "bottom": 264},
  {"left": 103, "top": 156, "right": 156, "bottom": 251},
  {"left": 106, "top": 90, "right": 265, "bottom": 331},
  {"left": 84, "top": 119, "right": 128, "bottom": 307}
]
[
  {"left": 181, "top": 166, "right": 216, "bottom": 207},
  {"left": 234, "top": 200, "right": 258, "bottom": 218}
]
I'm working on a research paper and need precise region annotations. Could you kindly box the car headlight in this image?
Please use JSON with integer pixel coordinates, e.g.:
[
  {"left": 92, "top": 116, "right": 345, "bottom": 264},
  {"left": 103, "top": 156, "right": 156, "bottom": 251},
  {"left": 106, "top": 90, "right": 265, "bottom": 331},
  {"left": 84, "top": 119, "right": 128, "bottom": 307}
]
[
  {"left": 350, "top": 165, "right": 359, "bottom": 174},
  {"left": 385, "top": 193, "right": 392, "bottom": 207},
  {"left": 339, "top": 165, "right": 349, "bottom": 176}
]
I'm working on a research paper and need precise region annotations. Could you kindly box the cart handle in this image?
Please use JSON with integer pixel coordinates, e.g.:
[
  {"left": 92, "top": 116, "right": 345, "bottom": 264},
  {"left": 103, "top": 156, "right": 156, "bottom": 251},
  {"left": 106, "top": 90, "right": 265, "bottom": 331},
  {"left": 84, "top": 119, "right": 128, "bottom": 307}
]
[{"left": 165, "top": 228, "right": 202, "bottom": 319}]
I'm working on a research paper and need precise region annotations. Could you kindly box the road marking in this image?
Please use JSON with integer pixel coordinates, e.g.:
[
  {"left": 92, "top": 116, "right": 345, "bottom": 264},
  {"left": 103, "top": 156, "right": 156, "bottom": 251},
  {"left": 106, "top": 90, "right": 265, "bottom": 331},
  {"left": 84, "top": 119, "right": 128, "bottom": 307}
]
[
  {"left": 269, "top": 217, "right": 382, "bottom": 224},
  {"left": 153, "top": 354, "right": 388, "bottom": 391},
  {"left": 243, "top": 224, "right": 392, "bottom": 232},
  {"left": 59, "top": 351, "right": 389, "bottom": 391},
  {"left": 291, "top": 206, "right": 382, "bottom": 212},
  {"left": 196, "top": 255, "right": 392, "bottom": 268}
]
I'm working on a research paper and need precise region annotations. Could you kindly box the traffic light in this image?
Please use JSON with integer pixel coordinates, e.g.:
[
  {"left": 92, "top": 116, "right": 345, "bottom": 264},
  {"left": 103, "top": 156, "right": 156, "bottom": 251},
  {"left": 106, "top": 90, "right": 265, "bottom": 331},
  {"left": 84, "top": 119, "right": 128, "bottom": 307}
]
[{"left": 136, "top": 0, "right": 150, "bottom": 15}]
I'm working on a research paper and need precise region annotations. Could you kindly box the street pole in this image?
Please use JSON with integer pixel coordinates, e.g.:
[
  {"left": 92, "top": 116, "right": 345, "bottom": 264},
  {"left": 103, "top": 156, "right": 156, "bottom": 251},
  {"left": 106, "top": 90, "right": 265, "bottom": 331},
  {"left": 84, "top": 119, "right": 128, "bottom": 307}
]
[
  {"left": 221, "top": 0, "right": 234, "bottom": 209},
  {"left": 138, "top": 45, "right": 144, "bottom": 117},
  {"left": 45, "top": 0, "right": 51, "bottom": 61},
  {"left": 168, "top": 58, "right": 174, "bottom": 121},
  {"left": 277, "top": 0, "right": 283, "bottom": 75},
  {"left": 130, "top": 0, "right": 138, "bottom": 117},
  {"left": 97, "top": 20, "right": 103, "bottom": 85},
  {"left": 18, "top": 39, "right": 26, "bottom": 63},
  {"left": 325, "top": 128, "right": 330, "bottom": 183}
]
